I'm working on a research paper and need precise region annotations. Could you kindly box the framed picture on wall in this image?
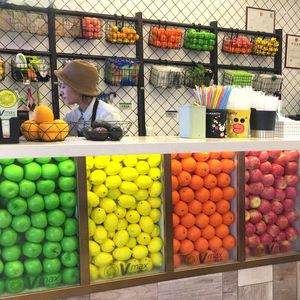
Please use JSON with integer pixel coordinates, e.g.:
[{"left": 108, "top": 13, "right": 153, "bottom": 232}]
[
  {"left": 246, "top": 7, "right": 275, "bottom": 33},
  {"left": 285, "top": 34, "right": 300, "bottom": 69}
]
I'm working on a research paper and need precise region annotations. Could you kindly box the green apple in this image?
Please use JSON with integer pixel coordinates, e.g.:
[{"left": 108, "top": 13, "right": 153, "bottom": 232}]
[
  {"left": 16, "top": 158, "right": 33, "bottom": 164},
  {"left": 0, "top": 228, "right": 17, "bottom": 246},
  {"left": 35, "top": 157, "right": 51, "bottom": 164},
  {"left": 4, "top": 261, "right": 24, "bottom": 278},
  {"left": 2, "top": 245, "right": 21, "bottom": 261},
  {"left": 61, "top": 236, "right": 78, "bottom": 252},
  {"left": 43, "top": 241, "right": 62, "bottom": 258},
  {"left": 25, "top": 227, "right": 45, "bottom": 243},
  {"left": 45, "top": 226, "right": 64, "bottom": 242},
  {"left": 0, "top": 180, "right": 19, "bottom": 199},
  {"left": 31, "top": 211, "right": 47, "bottom": 228},
  {"left": 0, "top": 259, "right": 3, "bottom": 274},
  {"left": 0, "top": 209, "right": 12, "bottom": 228},
  {"left": 41, "top": 164, "right": 59, "bottom": 179},
  {"left": 62, "top": 267, "right": 79, "bottom": 284},
  {"left": 19, "top": 179, "right": 36, "bottom": 198},
  {"left": 27, "top": 194, "right": 45, "bottom": 212},
  {"left": 7, "top": 197, "right": 27, "bottom": 216},
  {"left": 5, "top": 277, "right": 25, "bottom": 294},
  {"left": 11, "top": 215, "right": 31, "bottom": 232},
  {"left": 47, "top": 209, "right": 66, "bottom": 226},
  {"left": 58, "top": 159, "right": 76, "bottom": 176},
  {"left": 36, "top": 179, "right": 55, "bottom": 195},
  {"left": 24, "top": 162, "right": 42, "bottom": 181},
  {"left": 44, "top": 193, "right": 60, "bottom": 210},
  {"left": 3, "top": 164, "right": 24, "bottom": 182},
  {"left": 24, "top": 258, "right": 43, "bottom": 276},
  {"left": 0, "top": 158, "right": 14, "bottom": 165},
  {"left": 26, "top": 274, "right": 43, "bottom": 289},
  {"left": 61, "top": 251, "right": 79, "bottom": 267},
  {"left": 59, "top": 191, "right": 77, "bottom": 208},
  {"left": 0, "top": 279, "right": 4, "bottom": 294},
  {"left": 54, "top": 157, "right": 69, "bottom": 162},
  {"left": 63, "top": 218, "right": 78, "bottom": 236},
  {"left": 22, "top": 242, "right": 42, "bottom": 258},
  {"left": 58, "top": 176, "right": 76, "bottom": 192},
  {"left": 43, "top": 258, "right": 61, "bottom": 274},
  {"left": 61, "top": 207, "right": 75, "bottom": 217}
]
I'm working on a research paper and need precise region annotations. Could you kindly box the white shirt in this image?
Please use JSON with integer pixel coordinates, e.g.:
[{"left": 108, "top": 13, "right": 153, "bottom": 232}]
[{"left": 64, "top": 98, "right": 121, "bottom": 135}]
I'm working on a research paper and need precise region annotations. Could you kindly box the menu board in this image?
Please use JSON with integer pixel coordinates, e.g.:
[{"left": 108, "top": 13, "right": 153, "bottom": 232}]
[
  {"left": 246, "top": 7, "right": 275, "bottom": 34},
  {"left": 285, "top": 34, "right": 300, "bottom": 69}
]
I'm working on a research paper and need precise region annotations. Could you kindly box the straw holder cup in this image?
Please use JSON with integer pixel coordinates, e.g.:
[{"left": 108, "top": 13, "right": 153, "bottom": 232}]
[
  {"left": 250, "top": 108, "right": 276, "bottom": 138},
  {"left": 206, "top": 109, "right": 227, "bottom": 138}
]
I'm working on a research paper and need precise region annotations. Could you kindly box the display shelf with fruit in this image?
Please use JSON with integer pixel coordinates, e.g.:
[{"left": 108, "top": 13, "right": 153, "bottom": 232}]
[
  {"left": 252, "top": 37, "right": 279, "bottom": 56},
  {"left": 0, "top": 156, "right": 80, "bottom": 297},
  {"left": 183, "top": 28, "right": 216, "bottom": 52},
  {"left": 87, "top": 154, "right": 165, "bottom": 281},
  {"left": 222, "top": 35, "right": 253, "bottom": 54},
  {"left": 222, "top": 70, "right": 254, "bottom": 87},
  {"left": 80, "top": 17, "right": 102, "bottom": 39}
]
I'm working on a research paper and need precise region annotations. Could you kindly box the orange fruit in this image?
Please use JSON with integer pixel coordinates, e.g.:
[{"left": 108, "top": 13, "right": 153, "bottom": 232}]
[
  {"left": 193, "top": 152, "right": 210, "bottom": 162},
  {"left": 53, "top": 119, "right": 69, "bottom": 140},
  {"left": 180, "top": 213, "right": 196, "bottom": 228},
  {"left": 174, "top": 224, "right": 188, "bottom": 240},
  {"left": 174, "top": 253, "right": 181, "bottom": 268},
  {"left": 216, "top": 173, "right": 231, "bottom": 188},
  {"left": 21, "top": 120, "right": 40, "bottom": 141},
  {"left": 200, "top": 250, "right": 215, "bottom": 263},
  {"left": 210, "top": 187, "right": 223, "bottom": 202},
  {"left": 210, "top": 152, "right": 221, "bottom": 159},
  {"left": 202, "top": 200, "right": 216, "bottom": 216},
  {"left": 171, "top": 159, "right": 182, "bottom": 175},
  {"left": 172, "top": 175, "right": 178, "bottom": 190},
  {"left": 215, "top": 247, "right": 229, "bottom": 261},
  {"left": 171, "top": 153, "right": 177, "bottom": 159},
  {"left": 201, "top": 225, "right": 215, "bottom": 240},
  {"left": 208, "top": 236, "right": 222, "bottom": 251},
  {"left": 221, "top": 159, "right": 235, "bottom": 173},
  {"left": 187, "top": 226, "right": 201, "bottom": 241},
  {"left": 215, "top": 224, "right": 230, "bottom": 238},
  {"left": 222, "top": 234, "right": 236, "bottom": 250},
  {"left": 188, "top": 200, "right": 202, "bottom": 215},
  {"left": 173, "top": 238, "right": 180, "bottom": 253},
  {"left": 194, "top": 237, "right": 209, "bottom": 252},
  {"left": 221, "top": 152, "right": 235, "bottom": 159},
  {"left": 177, "top": 171, "right": 192, "bottom": 187},
  {"left": 174, "top": 201, "right": 188, "bottom": 217},
  {"left": 207, "top": 159, "right": 222, "bottom": 175},
  {"left": 185, "top": 250, "right": 200, "bottom": 266},
  {"left": 181, "top": 157, "right": 197, "bottom": 172},
  {"left": 39, "top": 122, "right": 58, "bottom": 141},
  {"left": 216, "top": 200, "right": 230, "bottom": 214},
  {"left": 195, "top": 213, "right": 209, "bottom": 229},
  {"left": 33, "top": 105, "right": 54, "bottom": 124},
  {"left": 195, "top": 188, "right": 210, "bottom": 203},
  {"left": 223, "top": 186, "right": 235, "bottom": 201},
  {"left": 222, "top": 211, "right": 235, "bottom": 225},
  {"left": 203, "top": 174, "right": 217, "bottom": 189},
  {"left": 179, "top": 187, "right": 194, "bottom": 203},
  {"left": 178, "top": 153, "right": 192, "bottom": 158},
  {"left": 180, "top": 239, "right": 194, "bottom": 255},
  {"left": 209, "top": 212, "right": 223, "bottom": 227},
  {"left": 195, "top": 162, "right": 210, "bottom": 177},
  {"left": 172, "top": 190, "right": 180, "bottom": 205},
  {"left": 173, "top": 213, "right": 180, "bottom": 227},
  {"left": 189, "top": 175, "right": 204, "bottom": 190}
]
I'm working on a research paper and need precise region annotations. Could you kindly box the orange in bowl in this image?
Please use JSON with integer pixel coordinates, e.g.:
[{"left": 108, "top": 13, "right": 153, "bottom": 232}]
[
  {"left": 33, "top": 105, "right": 54, "bottom": 124},
  {"left": 53, "top": 119, "right": 69, "bottom": 141},
  {"left": 21, "top": 120, "right": 40, "bottom": 141},
  {"left": 39, "top": 122, "right": 58, "bottom": 141}
]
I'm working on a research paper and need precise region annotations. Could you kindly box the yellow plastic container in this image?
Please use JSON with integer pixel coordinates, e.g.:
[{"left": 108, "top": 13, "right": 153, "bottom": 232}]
[{"left": 226, "top": 109, "right": 251, "bottom": 138}]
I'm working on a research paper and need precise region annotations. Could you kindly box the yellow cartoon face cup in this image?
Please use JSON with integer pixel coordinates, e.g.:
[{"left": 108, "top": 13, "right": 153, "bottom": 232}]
[{"left": 226, "top": 109, "right": 251, "bottom": 138}]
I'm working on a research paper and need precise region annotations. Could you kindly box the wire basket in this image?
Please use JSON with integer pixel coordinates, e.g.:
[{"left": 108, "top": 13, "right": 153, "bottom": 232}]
[
  {"left": 252, "top": 74, "right": 283, "bottom": 94},
  {"left": 222, "top": 35, "right": 253, "bottom": 54},
  {"left": 252, "top": 37, "right": 279, "bottom": 56},
  {"left": 150, "top": 65, "right": 184, "bottom": 88},
  {"left": 183, "top": 29, "right": 215, "bottom": 51},
  {"left": 0, "top": 57, "right": 5, "bottom": 82},
  {"left": 20, "top": 121, "right": 71, "bottom": 142},
  {"left": 222, "top": 70, "right": 254, "bottom": 87},
  {"left": 183, "top": 65, "right": 213, "bottom": 88},
  {"left": 80, "top": 17, "right": 102, "bottom": 39}
]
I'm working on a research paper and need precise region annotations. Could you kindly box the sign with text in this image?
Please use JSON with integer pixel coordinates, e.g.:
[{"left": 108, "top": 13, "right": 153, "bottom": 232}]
[
  {"left": 285, "top": 34, "right": 300, "bottom": 69},
  {"left": 246, "top": 7, "right": 275, "bottom": 33}
]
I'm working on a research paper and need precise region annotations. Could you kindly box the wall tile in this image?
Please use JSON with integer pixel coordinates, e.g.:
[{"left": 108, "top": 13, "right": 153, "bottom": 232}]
[
  {"left": 158, "top": 273, "right": 222, "bottom": 300},
  {"left": 238, "top": 265, "right": 273, "bottom": 286},
  {"left": 223, "top": 271, "right": 238, "bottom": 300},
  {"left": 238, "top": 282, "right": 273, "bottom": 300}
]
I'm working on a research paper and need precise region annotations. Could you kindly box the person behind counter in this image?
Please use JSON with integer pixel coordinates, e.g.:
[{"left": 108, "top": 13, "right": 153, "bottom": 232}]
[{"left": 54, "top": 59, "right": 121, "bottom": 135}]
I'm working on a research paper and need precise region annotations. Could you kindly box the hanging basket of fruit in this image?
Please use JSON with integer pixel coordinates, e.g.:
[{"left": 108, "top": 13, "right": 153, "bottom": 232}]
[
  {"left": 183, "top": 27, "right": 215, "bottom": 51},
  {"left": 0, "top": 57, "right": 5, "bottom": 82},
  {"left": 80, "top": 17, "right": 102, "bottom": 39},
  {"left": 105, "top": 15, "right": 139, "bottom": 45},
  {"left": 184, "top": 64, "right": 213, "bottom": 88},
  {"left": 148, "top": 21, "right": 183, "bottom": 49},
  {"left": 252, "top": 37, "right": 279, "bottom": 56},
  {"left": 222, "top": 32, "right": 253, "bottom": 54}
]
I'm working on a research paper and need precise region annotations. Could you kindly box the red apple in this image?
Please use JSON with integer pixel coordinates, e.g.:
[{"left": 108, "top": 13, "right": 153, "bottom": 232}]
[
  {"left": 258, "top": 199, "right": 272, "bottom": 214},
  {"left": 249, "top": 182, "right": 264, "bottom": 195},
  {"left": 262, "top": 174, "right": 275, "bottom": 187},
  {"left": 245, "top": 171, "right": 250, "bottom": 183},
  {"left": 245, "top": 156, "right": 250, "bottom": 170},
  {"left": 246, "top": 222, "right": 256, "bottom": 236},
  {"left": 249, "top": 209, "right": 263, "bottom": 224},
  {"left": 274, "top": 176, "right": 287, "bottom": 190},
  {"left": 245, "top": 210, "right": 250, "bottom": 222},
  {"left": 259, "top": 151, "right": 269, "bottom": 163},
  {"left": 249, "top": 151, "right": 261, "bottom": 156},
  {"left": 286, "top": 150, "right": 299, "bottom": 162},
  {"left": 249, "top": 169, "right": 263, "bottom": 183},
  {"left": 252, "top": 243, "right": 266, "bottom": 256},
  {"left": 267, "top": 224, "right": 280, "bottom": 237},
  {"left": 260, "top": 161, "right": 272, "bottom": 174},
  {"left": 285, "top": 227, "right": 298, "bottom": 241},
  {"left": 268, "top": 150, "right": 281, "bottom": 160},
  {"left": 245, "top": 197, "right": 250, "bottom": 210},
  {"left": 274, "top": 188, "right": 286, "bottom": 201},
  {"left": 279, "top": 240, "right": 293, "bottom": 253},
  {"left": 274, "top": 153, "right": 288, "bottom": 167},
  {"left": 283, "top": 199, "right": 295, "bottom": 212},
  {"left": 245, "top": 184, "right": 250, "bottom": 196},
  {"left": 276, "top": 215, "right": 289, "bottom": 230},
  {"left": 248, "top": 234, "right": 260, "bottom": 248},
  {"left": 268, "top": 241, "right": 280, "bottom": 255},
  {"left": 285, "top": 175, "right": 298, "bottom": 187},
  {"left": 260, "top": 186, "right": 275, "bottom": 200},
  {"left": 260, "top": 232, "right": 273, "bottom": 246},
  {"left": 285, "top": 187, "right": 298, "bottom": 199},
  {"left": 284, "top": 210, "right": 299, "bottom": 224},
  {"left": 247, "top": 156, "right": 260, "bottom": 170},
  {"left": 263, "top": 211, "right": 277, "bottom": 225},
  {"left": 285, "top": 162, "right": 298, "bottom": 175},
  {"left": 249, "top": 195, "right": 262, "bottom": 208},
  {"left": 274, "top": 231, "right": 286, "bottom": 242},
  {"left": 271, "top": 163, "right": 284, "bottom": 178},
  {"left": 256, "top": 220, "right": 267, "bottom": 235},
  {"left": 271, "top": 200, "right": 284, "bottom": 215}
]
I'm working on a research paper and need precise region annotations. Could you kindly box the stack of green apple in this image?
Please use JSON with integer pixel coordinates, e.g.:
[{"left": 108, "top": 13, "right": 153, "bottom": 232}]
[
  {"left": 87, "top": 154, "right": 164, "bottom": 281},
  {"left": 183, "top": 28, "right": 215, "bottom": 51},
  {"left": 0, "top": 156, "right": 79, "bottom": 295}
]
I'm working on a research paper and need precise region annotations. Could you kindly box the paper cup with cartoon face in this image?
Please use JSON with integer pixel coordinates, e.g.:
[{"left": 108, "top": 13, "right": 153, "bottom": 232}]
[
  {"left": 206, "top": 109, "right": 227, "bottom": 138},
  {"left": 226, "top": 109, "right": 251, "bottom": 138}
]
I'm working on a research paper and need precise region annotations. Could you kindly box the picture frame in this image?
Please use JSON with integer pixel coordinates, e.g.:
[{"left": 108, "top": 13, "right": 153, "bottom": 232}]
[
  {"left": 285, "top": 34, "right": 300, "bottom": 69},
  {"left": 246, "top": 7, "right": 276, "bottom": 34}
]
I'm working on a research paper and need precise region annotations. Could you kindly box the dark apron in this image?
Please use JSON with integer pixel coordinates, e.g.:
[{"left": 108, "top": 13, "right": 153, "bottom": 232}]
[{"left": 77, "top": 99, "right": 99, "bottom": 137}]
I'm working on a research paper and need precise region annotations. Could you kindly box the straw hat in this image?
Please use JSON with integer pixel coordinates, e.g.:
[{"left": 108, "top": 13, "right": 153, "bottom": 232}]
[{"left": 54, "top": 60, "right": 100, "bottom": 96}]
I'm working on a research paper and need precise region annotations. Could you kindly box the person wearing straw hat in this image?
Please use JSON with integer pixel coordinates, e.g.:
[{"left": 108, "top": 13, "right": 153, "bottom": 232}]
[{"left": 54, "top": 59, "right": 121, "bottom": 135}]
